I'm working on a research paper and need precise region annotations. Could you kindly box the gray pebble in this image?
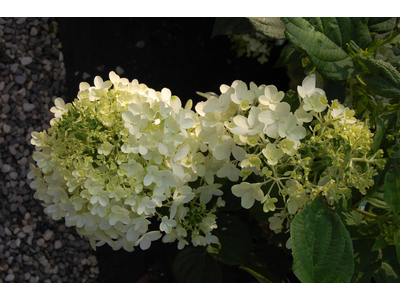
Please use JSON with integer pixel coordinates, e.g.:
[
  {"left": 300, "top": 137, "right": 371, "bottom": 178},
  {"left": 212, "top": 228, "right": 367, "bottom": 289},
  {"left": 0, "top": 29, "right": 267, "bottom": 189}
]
[
  {"left": 43, "top": 229, "right": 54, "bottom": 241},
  {"left": 30, "top": 27, "right": 38, "bottom": 36},
  {"left": 15, "top": 75, "right": 26, "bottom": 85},
  {"left": 23, "top": 103, "right": 35, "bottom": 112},
  {"left": 21, "top": 57, "right": 33, "bottom": 66},
  {"left": 5, "top": 274, "right": 15, "bottom": 282},
  {"left": 17, "top": 157, "right": 27, "bottom": 166},
  {"left": 2, "top": 123, "right": 11, "bottom": 134},
  {"left": 1, "top": 164, "right": 11, "bottom": 173}
]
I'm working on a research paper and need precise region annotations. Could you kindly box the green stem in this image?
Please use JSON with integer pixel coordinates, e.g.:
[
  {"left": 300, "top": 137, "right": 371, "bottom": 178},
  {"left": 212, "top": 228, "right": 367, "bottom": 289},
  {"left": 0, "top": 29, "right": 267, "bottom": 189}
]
[{"left": 353, "top": 208, "right": 378, "bottom": 219}]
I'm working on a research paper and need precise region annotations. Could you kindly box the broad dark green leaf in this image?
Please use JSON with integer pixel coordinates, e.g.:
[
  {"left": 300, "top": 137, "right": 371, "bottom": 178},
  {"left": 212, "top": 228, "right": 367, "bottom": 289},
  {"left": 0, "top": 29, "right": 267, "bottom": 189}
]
[
  {"left": 384, "top": 166, "right": 400, "bottom": 214},
  {"left": 374, "top": 246, "right": 400, "bottom": 282},
  {"left": 368, "top": 17, "right": 398, "bottom": 33},
  {"left": 304, "top": 17, "right": 371, "bottom": 50},
  {"left": 172, "top": 246, "right": 222, "bottom": 283},
  {"left": 351, "top": 239, "right": 382, "bottom": 282},
  {"left": 358, "top": 73, "right": 400, "bottom": 98},
  {"left": 352, "top": 54, "right": 400, "bottom": 98},
  {"left": 248, "top": 17, "right": 286, "bottom": 40},
  {"left": 291, "top": 195, "right": 354, "bottom": 282},
  {"left": 282, "top": 17, "right": 356, "bottom": 81},
  {"left": 209, "top": 213, "right": 253, "bottom": 265}
]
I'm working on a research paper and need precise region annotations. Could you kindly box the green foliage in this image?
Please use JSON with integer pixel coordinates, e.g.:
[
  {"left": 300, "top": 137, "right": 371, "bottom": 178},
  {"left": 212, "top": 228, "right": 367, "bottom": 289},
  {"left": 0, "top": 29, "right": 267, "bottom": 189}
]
[
  {"left": 281, "top": 17, "right": 356, "bottom": 80},
  {"left": 384, "top": 166, "right": 400, "bottom": 214},
  {"left": 291, "top": 195, "right": 354, "bottom": 282},
  {"left": 247, "top": 17, "right": 286, "bottom": 40}
]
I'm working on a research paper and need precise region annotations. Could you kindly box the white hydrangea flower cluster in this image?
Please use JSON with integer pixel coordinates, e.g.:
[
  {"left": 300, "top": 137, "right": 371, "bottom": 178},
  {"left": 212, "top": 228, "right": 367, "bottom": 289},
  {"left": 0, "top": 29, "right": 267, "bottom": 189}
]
[
  {"left": 195, "top": 74, "right": 385, "bottom": 234},
  {"left": 29, "top": 71, "right": 384, "bottom": 252},
  {"left": 29, "top": 71, "right": 222, "bottom": 252}
]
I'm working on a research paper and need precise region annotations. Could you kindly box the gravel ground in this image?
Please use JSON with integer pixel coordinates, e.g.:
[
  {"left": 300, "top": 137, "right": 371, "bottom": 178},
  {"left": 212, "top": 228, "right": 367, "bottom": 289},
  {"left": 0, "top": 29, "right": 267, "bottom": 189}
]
[{"left": 0, "top": 17, "right": 99, "bottom": 283}]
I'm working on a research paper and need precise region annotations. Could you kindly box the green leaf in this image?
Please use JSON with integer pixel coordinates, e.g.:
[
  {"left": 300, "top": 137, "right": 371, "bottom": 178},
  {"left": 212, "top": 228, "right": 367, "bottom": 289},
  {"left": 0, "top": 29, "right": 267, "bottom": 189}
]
[
  {"left": 274, "top": 42, "right": 302, "bottom": 69},
  {"left": 351, "top": 54, "right": 400, "bottom": 98},
  {"left": 291, "top": 195, "right": 354, "bottom": 282},
  {"left": 371, "top": 235, "right": 389, "bottom": 252},
  {"left": 373, "top": 114, "right": 397, "bottom": 153},
  {"left": 172, "top": 246, "right": 222, "bottom": 283},
  {"left": 391, "top": 135, "right": 400, "bottom": 158},
  {"left": 212, "top": 17, "right": 255, "bottom": 38},
  {"left": 358, "top": 73, "right": 400, "bottom": 98},
  {"left": 368, "top": 17, "right": 398, "bottom": 33},
  {"left": 363, "top": 185, "right": 391, "bottom": 210},
  {"left": 282, "top": 17, "right": 356, "bottom": 81},
  {"left": 248, "top": 17, "right": 286, "bottom": 40},
  {"left": 351, "top": 238, "right": 382, "bottom": 282},
  {"left": 305, "top": 17, "right": 372, "bottom": 50},
  {"left": 394, "top": 230, "right": 400, "bottom": 264},
  {"left": 210, "top": 213, "right": 253, "bottom": 265},
  {"left": 374, "top": 246, "right": 400, "bottom": 282},
  {"left": 384, "top": 166, "right": 400, "bottom": 214}
]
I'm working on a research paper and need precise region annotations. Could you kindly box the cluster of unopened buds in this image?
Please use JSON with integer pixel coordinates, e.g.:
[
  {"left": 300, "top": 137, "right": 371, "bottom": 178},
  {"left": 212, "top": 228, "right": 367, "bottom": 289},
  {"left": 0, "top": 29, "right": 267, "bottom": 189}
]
[{"left": 29, "top": 71, "right": 384, "bottom": 252}]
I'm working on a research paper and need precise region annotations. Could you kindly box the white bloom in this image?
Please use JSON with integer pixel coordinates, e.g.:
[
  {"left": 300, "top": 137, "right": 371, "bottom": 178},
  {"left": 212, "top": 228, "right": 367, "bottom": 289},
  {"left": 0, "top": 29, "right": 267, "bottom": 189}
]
[
  {"left": 216, "top": 162, "right": 241, "bottom": 182},
  {"left": 231, "top": 107, "right": 265, "bottom": 136},
  {"left": 297, "top": 74, "right": 325, "bottom": 98},
  {"left": 258, "top": 102, "right": 291, "bottom": 138},
  {"left": 258, "top": 85, "right": 284, "bottom": 110},
  {"left": 303, "top": 91, "right": 328, "bottom": 113},
  {"left": 212, "top": 136, "right": 247, "bottom": 161},
  {"left": 160, "top": 216, "right": 177, "bottom": 233},
  {"left": 230, "top": 81, "right": 256, "bottom": 105},
  {"left": 196, "top": 184, "right": 223, "bottom": 204},
  {"left": 135, "top": 231, "right": 162, "bottom": 250},
  {"left": 50, "top": 98, "right": 70, "bottom": 119},
  {"left": 278, "top": 113, "right": 306, "bottom": 142},
  {"left": 262, "top": 143, "right": 284, "bottom": 166},
  {"left": 232, "top": 182, "right": 264, "bottom": 209}
]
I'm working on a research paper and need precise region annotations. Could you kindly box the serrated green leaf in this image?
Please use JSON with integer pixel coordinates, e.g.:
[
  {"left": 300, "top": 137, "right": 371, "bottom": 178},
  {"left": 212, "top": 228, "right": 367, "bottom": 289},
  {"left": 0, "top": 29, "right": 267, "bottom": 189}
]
[
  {"left": 368, "top": 17, "right": 398, "bottom": 33},
  {"left": 291, "top": 195, "right": 354, "bottom": 282},
  {"left": 248, "top": 17, "right": 286, "bottom": 40},
  {"left": 358, "top": 72, "right": 400, "bottom": 98},
  {"left": 304, "top": 17, "right": 371, "bottom": 50},
  {"left": 211, "top": 213, "right": 253, "bottom": 265},
  {"left": 384, "top": 166, "right": 400, "bottom": 214},
  {"left": 282, "top": 17, "right": 356, "bottom": 81},
  {"left": 352, "top": 54, "right": 400, "bottom": 98},
  {"left": 172, "top": 246, "right": 222, "bottom": 283}
]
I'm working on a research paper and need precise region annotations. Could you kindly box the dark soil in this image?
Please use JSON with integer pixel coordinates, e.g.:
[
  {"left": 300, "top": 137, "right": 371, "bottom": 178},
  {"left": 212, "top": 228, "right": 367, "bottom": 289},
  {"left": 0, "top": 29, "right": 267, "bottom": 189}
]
[{"left": 56, "top": 17, "right": 290, "bottom": 283}]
